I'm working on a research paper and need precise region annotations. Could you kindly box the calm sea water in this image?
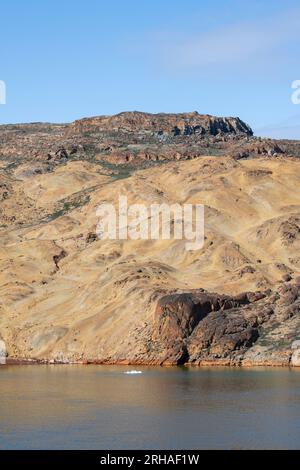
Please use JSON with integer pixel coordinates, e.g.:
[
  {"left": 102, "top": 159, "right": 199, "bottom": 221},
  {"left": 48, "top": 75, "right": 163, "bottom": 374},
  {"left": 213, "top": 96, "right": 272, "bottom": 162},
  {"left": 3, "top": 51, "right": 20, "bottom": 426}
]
[{"left": 0, "top": 365, "right": 300, "bottom": 449}]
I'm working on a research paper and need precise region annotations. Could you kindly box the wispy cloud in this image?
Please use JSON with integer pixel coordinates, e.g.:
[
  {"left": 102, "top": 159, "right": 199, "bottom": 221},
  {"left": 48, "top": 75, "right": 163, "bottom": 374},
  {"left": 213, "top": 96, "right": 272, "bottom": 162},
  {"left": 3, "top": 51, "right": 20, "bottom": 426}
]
[
  {"left": 255, "top": 114, "right": 300, "bottom": 139},
  {"left": 148, "top": 8, "right": 300, "bottom": 72}
]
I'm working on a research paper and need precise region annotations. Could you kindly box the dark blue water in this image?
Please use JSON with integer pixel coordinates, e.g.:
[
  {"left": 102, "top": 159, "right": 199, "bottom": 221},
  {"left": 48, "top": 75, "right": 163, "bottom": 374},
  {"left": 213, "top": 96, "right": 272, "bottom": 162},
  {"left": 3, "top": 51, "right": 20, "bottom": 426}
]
[{"left": 0, "top": 365, "right": 300, "bottom": 449}]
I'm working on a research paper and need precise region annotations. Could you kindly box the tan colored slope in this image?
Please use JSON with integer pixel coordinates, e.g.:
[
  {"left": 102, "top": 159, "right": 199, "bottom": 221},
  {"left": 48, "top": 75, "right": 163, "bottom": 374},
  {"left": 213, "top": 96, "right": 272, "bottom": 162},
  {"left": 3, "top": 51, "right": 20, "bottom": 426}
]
[
  {"left": 0, "top": 156, "right": 299, "bottom": 362},
  {"left": 19, "top": 161, "right": 112, "bottom": 205},
  {"left": 0, "top": 161, "right": 112, "bottom": 229}
]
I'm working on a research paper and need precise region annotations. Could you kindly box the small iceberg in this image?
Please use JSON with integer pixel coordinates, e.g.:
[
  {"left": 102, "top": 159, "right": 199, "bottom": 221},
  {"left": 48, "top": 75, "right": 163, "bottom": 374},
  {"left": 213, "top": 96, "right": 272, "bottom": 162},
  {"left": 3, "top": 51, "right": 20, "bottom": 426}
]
[{"left": 124, "top": 370, "right": 143, "bottom": 375}]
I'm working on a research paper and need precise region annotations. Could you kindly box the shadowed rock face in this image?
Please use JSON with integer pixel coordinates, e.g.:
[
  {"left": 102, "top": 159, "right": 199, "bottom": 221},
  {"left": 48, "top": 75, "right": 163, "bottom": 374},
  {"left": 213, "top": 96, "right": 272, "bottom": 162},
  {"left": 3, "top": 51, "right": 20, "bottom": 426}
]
[
  {"left": 151, "top": 282, "right": 300, "bottom": 366},
  {"left": 152, "top": 291, "right": 263, "bottom": 365}
]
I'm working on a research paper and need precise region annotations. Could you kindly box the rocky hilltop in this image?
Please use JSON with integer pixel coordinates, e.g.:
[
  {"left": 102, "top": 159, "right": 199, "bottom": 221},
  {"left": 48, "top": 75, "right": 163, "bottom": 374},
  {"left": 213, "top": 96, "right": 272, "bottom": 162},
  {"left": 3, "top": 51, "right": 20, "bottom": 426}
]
[
  {"left": 68, "top": 111, "right": 253, "bottom": 136},
  {"left": 1, "top": 111, "right": 299, "bottom": 167},
  {"left": 0, "top": 112, "right": 300, "bottom": 366}
]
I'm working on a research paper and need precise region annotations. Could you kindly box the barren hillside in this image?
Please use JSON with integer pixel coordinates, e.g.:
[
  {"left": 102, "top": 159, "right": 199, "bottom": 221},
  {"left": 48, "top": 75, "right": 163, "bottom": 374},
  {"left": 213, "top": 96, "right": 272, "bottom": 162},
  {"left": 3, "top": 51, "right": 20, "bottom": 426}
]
[{"left": 0, "top": 112, "right": 300, "bottom": 366}]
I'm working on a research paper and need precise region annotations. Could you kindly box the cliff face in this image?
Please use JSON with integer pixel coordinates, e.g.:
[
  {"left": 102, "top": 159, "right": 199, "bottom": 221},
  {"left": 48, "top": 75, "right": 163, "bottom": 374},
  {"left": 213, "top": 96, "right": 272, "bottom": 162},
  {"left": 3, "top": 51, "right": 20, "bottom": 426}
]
[
  {"left": 68, "top": 111, "right": 253, "bottom": 137},
  {"left": 148, "top": 283, "right": 300, "bottom": 366}
]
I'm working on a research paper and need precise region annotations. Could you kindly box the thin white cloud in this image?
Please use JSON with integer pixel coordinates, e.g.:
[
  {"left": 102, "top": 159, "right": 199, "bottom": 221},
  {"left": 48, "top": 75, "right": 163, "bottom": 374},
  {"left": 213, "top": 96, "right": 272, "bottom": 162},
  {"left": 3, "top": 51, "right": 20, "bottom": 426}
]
[
  {"left": 255, "top": 114, "right": 300, "bottom": 139},
  {"left": 152, "top": 8, "right": 300, "bottom": 70},
  {"left": 255, "top": 125, "right": 300, "bottom": 140}
]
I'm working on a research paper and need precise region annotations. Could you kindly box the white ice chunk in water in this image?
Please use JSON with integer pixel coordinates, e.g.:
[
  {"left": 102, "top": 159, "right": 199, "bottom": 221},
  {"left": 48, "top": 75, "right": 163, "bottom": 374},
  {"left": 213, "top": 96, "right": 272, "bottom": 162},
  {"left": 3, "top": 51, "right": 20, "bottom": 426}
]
[{"left": 124, "top": 370, "right": 143, "bottom": 375}]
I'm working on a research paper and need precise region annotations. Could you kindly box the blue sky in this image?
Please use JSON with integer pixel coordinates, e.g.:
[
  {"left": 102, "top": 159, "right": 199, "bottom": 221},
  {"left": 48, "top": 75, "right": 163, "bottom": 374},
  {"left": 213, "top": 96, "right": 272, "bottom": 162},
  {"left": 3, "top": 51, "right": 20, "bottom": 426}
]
[{"left": 1, "top": 0, "right": 300, "bottom": 136}]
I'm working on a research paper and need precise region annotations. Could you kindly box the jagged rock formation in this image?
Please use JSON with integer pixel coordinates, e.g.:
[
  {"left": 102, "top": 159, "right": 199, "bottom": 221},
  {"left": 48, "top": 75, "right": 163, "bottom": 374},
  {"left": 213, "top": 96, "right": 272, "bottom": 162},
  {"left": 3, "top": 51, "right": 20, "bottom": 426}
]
[
  {"left": 151, "top": 291, "right": 262, "bottom": 365},
  {"left": 68, "top": 111, "right": 253, "bottom": 137},
  {"left": 148, "top": 282, "right": 300, "bottom": 366}
]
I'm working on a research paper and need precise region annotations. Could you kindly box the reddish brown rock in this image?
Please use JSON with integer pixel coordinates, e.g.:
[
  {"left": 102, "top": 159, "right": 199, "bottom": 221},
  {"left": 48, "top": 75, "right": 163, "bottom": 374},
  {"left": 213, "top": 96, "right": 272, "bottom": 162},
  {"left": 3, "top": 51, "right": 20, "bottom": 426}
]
[{"left": 150, "top": 282, "right": 300, "bottom": 366}]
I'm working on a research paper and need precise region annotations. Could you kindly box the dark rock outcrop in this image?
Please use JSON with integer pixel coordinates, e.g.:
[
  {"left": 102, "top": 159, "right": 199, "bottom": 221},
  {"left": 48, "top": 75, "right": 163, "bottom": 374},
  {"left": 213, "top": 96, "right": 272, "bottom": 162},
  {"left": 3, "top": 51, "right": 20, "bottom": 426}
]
[
  {"left": 152, "top": 290, "right": 264, "bottom": 364},
  {"left": 150, "top": 282, "right": 300, "bottom": 366},
  {"left": 53, "top": 250, "right": 67, "bottom": 270},
  {"left": 69, "top": 112, "right": 253, "bottom": 137}
]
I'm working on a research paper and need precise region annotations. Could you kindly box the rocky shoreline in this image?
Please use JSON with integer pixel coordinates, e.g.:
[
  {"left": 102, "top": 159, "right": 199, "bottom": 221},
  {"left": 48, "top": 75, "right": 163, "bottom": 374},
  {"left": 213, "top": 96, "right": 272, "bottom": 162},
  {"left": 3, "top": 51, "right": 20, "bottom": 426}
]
[
  {"left": 2, "top": 358, "right": 300, "bottom": 367},
  {"left": 2, "top": 279, "right": 300, "bottom": 368}
]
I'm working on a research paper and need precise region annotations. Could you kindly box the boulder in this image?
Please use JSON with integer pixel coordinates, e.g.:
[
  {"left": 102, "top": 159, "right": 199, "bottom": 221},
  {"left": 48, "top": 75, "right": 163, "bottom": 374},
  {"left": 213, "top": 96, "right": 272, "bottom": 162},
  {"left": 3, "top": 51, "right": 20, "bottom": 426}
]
[
  {"left": 291, "top": 349, "right": 300, "bottom": 367},
  {"left": 152, "top": 290, "right": 262, "bottom": 364},
  {"left": 0, "top": 340, "right": 6, "bottom": 365}
]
